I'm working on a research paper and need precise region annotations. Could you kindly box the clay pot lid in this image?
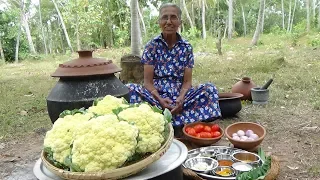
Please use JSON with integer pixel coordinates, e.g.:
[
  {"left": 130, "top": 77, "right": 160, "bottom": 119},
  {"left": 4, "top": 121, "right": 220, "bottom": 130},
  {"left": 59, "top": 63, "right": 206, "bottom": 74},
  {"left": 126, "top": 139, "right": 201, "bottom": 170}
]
[{"left": 51, "top": 50, "right": 122, "bottom": 77}]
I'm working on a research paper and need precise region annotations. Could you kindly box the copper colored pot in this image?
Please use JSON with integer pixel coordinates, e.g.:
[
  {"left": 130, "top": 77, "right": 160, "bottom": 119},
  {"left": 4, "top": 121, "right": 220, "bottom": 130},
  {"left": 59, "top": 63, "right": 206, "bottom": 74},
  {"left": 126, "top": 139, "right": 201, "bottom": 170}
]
[{"left": 231, "top": 77, "right": 256, "bottom": 101}]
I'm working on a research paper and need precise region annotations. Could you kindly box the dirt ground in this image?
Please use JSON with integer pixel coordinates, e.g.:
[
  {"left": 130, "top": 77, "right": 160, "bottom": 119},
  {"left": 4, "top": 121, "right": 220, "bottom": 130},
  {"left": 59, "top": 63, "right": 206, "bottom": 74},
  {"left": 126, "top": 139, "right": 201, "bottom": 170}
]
[{"left": 1, "top": 105, "right": 319, "bottom": 180}]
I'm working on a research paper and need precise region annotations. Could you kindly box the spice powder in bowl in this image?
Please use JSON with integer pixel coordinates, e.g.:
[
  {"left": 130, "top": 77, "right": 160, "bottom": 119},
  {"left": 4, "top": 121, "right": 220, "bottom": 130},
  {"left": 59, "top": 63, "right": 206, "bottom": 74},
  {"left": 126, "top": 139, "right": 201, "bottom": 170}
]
[
  {"left": 232, "top": 162, "right": 253, "bottom": 172},
  {"left": 218, "top": 160, "right": 233, "bottom": 166}
]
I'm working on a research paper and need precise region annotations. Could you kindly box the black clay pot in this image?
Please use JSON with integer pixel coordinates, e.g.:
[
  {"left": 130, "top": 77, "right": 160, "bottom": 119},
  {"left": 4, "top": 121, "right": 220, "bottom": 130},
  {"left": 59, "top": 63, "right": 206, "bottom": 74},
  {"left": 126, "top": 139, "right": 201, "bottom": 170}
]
[
  {"left": 218, "top": 93, "right": 243, "bottom": 117},
  {"left": 46, "top": 51, "right": 129, "bottom": 124}
]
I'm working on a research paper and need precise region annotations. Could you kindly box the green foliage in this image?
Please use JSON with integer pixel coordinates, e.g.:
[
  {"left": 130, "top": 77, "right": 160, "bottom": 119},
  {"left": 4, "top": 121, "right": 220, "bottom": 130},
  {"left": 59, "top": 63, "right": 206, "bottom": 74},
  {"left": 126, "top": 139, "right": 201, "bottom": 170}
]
[
  {"left": 0, "top": 10, "right": 29, "bottom": 62},
  {"left": 44, "top": 147, "right": 70, "bottom": 170},
  {"left": 181, "top": 27, "right": 201, "bottom": 42}
]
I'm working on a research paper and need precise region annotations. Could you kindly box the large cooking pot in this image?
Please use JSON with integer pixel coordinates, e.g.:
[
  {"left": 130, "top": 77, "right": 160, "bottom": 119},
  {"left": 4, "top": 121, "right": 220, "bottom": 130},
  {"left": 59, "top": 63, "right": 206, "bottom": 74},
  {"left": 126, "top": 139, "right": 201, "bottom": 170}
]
[
  {"left": 218, "top": 93, "right": 243, "bottom": 117},
  {"left": 46, "top": 50, "right": 129, "bottom": 123}
]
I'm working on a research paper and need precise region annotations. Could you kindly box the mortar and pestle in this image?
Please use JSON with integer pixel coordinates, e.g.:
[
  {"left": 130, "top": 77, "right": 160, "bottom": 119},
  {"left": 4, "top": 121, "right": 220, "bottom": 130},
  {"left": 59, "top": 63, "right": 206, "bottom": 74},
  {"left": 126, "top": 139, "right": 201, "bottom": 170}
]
[{"left": 251, "top": 79, "right": 273, "bottom": 105}]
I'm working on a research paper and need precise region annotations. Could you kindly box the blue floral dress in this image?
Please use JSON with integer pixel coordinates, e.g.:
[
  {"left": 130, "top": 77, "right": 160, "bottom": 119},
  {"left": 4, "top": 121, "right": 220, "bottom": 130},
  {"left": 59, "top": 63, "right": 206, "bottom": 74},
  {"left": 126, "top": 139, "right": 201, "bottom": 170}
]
[{"left": 126, "top": 34, "right": 221, "bottom": 126}]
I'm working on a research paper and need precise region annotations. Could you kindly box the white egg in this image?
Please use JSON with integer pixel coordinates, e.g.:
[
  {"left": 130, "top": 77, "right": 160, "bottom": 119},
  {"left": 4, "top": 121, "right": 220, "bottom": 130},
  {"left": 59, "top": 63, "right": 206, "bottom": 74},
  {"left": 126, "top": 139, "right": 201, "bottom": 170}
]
[
  {"left": 232, "top": 133, "right": 239, "bottom": 137},
  {"left": 240, "top": 138, "right": 246, "bottom": 141},
  {"left": 233, "top": 136, "right": 241, "bottom": 141},
  {"left": 250, "top": 134, "right": 259, "bottom": 140},
  {"left": 237, "top": 130, "right": 245, "bottom": 137},
  {"left": 247, "top": 137, "right": 255, "bottom": 141},
  {"left": 240, "top": 136, "right": 248, "bottom": 141},
  {"left": 246, "top": 130, "right": 254, "bottom": 137}
]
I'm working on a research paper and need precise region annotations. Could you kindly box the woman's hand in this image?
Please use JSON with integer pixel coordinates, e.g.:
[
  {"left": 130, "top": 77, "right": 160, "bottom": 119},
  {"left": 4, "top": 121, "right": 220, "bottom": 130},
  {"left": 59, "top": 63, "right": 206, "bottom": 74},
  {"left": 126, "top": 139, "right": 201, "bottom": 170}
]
[
  {"left": 159, "top": 98, "right": 174, "bottom": 110},
  {"left": 171, "top": 95, "right": 184, "bottom": 115}
]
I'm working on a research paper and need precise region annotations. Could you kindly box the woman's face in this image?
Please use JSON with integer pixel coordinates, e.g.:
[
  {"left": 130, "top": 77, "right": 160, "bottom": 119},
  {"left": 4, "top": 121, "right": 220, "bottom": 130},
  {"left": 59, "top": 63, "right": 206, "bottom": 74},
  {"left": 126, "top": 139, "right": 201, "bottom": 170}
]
[{"left": 159, "top": 6, "right": 181, "bottom": 35}]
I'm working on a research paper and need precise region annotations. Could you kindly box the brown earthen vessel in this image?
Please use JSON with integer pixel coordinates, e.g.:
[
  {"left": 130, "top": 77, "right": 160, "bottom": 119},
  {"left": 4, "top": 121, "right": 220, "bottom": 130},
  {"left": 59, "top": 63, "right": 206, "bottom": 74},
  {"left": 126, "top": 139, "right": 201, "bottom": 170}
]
[{"left": 231, "top": 77, "right": 256, "bottom": 100}]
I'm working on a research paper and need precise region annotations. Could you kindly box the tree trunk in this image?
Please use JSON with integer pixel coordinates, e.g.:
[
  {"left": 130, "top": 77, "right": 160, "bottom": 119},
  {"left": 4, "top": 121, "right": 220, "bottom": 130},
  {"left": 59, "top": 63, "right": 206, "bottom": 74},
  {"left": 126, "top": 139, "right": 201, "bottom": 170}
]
[
  {"left": 306, "top": 0, "right": 310, "bottom": 32},
  {"left": 281, "top": 0, "right": 285, "bottom": 29},
  {"left": 52, "top": 0, "right": 73, "bottom": 52},
  {"left": 22, "top": 4, "right": 36, "bottom": 54},
  {"left": 260, "top": 0, "right": 266, "bottom": 33},
  {"left": 38, "top": 2, "right": 47, "bottom": 54},
  {"left": 251, "top": 0, "right": 265, "bottom": 46},
  {"left": 201, "top": 0, "right": 206, "bottom": 39},
  {"left": 287, "top": 0, "right": 292, "bottom": 32},
  {"left": 182, "top": 0, "right": 194, "bottom": 28},
  {"left": 240, "top": 1, "right": 247, "bottom": 36},
  {"left": 76, "top": 12, "right": 81, "bottom": 51},
  {"left": 48, "top": 22, "right": 52, "bottom": 54},
  {"left": 223, "top": 17, "right": 228, "bottom": 39},
  {"left": 312, "top": 0, "right": 316, "bottom": 22},
  {"left": 0, "top": 38, "right": 5, "bottom": 63},
  {"left": 290, "top": 0, "right": 297, "bottom": 32},
  {"left": 137, "top": 1, "right": 146, "bottom": 36},
  {"left": 130, "top": 0, "right": 141, "bottom": 56},
  {"left": 216, "top": 26, "right": 222, "bottom": 55},
  {"left": 318, "top": 5, "right": 320, "bottom": 29},
  {"left": 15, "top": 0, "right": 25, "bottom": 64},
  {"left": 228, "top": 0, "right": 233, "bottom": 39}
]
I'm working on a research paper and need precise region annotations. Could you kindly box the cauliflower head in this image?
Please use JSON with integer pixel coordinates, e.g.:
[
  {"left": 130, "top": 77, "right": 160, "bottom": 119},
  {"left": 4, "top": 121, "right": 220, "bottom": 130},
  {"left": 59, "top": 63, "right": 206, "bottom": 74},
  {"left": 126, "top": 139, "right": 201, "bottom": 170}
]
[
  {"left": 44, "top": 113, "right": 93, "bottom": 164},
  {"left": 71, "top": 114, "right": 139, "bottom": 172},
  {"left": 87, "top": 95, "right": 128, "bottom": 115},
  {"left": 117, "top": 103, "right": 166, "bottom": 154}
]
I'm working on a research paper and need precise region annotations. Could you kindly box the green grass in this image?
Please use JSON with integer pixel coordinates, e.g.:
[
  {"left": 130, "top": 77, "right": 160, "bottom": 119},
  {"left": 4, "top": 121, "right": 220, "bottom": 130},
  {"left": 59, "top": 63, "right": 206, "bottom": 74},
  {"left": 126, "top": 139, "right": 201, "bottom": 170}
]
[{"left": 0, "top": 33, "right": 319, "bottom": 141}]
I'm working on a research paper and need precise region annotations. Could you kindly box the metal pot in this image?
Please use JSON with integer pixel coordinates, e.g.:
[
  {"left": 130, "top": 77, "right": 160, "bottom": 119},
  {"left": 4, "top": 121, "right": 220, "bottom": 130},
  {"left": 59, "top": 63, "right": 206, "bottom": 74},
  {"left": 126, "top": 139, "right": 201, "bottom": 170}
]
[
  {"left": 218, "top": 93, "right": 243, "bottom": 117},
  {"left": 46, "top": 50, "right": 129, "bottom": 123}
]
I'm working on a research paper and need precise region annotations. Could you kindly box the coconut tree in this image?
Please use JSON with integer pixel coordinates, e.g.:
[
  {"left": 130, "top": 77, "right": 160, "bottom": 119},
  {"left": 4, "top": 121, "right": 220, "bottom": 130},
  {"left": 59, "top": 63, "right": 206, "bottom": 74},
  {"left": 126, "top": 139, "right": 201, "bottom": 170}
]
[
  {"left": 52, "top": 0, "right": 73, "bottom": 52},
  {"left": 228, "top": 0, "right": 233, "bottom": 39},
  {"left": 130, "top": 0, "right": 141, "bottom": 56},
  {"left": 251, "top": 0, "right": 265, "bottom": 46}
]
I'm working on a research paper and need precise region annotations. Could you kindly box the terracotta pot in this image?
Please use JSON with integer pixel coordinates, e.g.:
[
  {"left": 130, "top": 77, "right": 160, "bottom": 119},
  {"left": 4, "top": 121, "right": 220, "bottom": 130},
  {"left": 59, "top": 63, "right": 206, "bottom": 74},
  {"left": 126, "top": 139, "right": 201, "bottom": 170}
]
[
  {"left": 231, "top": 77, "right": 256, "bottom": 101},
  {"left": 46, "top": 50, "right": 129, "bottom": 124}
]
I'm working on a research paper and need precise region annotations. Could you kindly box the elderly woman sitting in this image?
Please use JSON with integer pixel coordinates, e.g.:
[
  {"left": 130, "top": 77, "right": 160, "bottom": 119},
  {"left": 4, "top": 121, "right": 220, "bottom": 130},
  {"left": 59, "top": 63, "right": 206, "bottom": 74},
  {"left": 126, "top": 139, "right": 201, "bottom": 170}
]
[{"left": 126, "top": 3, "right": 221, "bottom": 137}]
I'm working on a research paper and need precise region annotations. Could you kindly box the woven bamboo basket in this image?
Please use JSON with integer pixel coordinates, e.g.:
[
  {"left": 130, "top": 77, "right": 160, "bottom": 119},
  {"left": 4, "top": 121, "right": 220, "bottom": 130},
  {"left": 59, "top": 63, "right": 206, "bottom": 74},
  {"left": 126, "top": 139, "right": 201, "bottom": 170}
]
[{"left": 41, "top": 123, "right": 174, "bottom": 180}]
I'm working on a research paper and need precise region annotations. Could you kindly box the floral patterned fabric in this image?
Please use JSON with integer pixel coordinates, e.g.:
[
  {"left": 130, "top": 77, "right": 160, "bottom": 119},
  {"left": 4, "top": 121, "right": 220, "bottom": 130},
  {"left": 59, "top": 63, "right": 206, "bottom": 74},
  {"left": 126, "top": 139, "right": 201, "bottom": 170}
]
[{"left": 126, "top": 33, "right": 221, "bottom": 126}]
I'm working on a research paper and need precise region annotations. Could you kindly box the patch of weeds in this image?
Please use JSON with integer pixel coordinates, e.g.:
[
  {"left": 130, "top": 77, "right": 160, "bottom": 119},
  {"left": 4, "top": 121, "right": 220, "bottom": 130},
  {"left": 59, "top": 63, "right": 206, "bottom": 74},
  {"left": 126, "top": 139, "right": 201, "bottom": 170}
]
[
  {"left": 247, "top": 56, "right": 286, "bottom": 73},
  {"left": 308, "top": 165, "right": 320, "bottom": 176}
]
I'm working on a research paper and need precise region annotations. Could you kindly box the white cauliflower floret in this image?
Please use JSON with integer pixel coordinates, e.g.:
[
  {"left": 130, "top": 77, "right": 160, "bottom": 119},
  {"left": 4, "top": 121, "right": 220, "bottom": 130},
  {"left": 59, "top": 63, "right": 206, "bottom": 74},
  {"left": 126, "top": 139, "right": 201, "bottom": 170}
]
[
  {"left": 43, "top": 113, "right": 93, "bottom": 164},
  {"left": 71, "top": 114, "right": 139, "bottom": 172},
  {"left": 87, "top": 95, "right": 128, "bottom": 115},
  {"left": 117, "top": 104, "right": 166, "bottom": 154}
]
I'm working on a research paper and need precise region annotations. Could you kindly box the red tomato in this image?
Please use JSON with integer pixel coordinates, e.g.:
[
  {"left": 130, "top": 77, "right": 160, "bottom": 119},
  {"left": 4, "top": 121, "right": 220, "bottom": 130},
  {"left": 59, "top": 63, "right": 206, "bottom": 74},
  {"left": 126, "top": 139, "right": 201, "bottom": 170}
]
[
  {"left": 211, "top": 124, "right": 220, "bottom": 132},
  {"left": 194, "top": 124, "right": 204, "bottom": 133},
  {"left": 185, "top": 127, "right": 192, "bottom": 133},
  {"left": 196, "top": 133, "right": 201, "bottom": 138},
  {"left": 203, "top": 126, "right": 212, "bottom": 132},
  {"left": 212, "top": 131, "right": 221, "bottom": 138},
  {"left": 187, "top": 128, "right": 197, "bottom": 136},
  {"left": 200, "top": 132, "right": 212, "bottom": 138}
]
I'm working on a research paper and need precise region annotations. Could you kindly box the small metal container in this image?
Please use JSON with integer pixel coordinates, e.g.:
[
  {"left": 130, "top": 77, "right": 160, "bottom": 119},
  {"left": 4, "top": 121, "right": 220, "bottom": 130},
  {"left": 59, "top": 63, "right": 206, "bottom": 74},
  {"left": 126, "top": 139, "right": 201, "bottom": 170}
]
[
  {"left": 231, "top": 152, "right": 261, "bottom": 166},
  {"left": 200, "top": 147, "right": 216, "bottom": 158},
  {"left": 232, "top": 162, "right": 253, "bottom": 173},
  {"left": 215, "top": 148, "right": 233, "bottom": 155},
  {"left": 212, "top": 166, "right": 236, "bottom": 177},
  {"left": 184, "top": 157, "right": 218, "bottom": 174},
  {"left": 187, "top": 149, "right": 201, "bottom": 159},
  {"left": 216, "top": 154, "right": 234, "bottom": 167}
]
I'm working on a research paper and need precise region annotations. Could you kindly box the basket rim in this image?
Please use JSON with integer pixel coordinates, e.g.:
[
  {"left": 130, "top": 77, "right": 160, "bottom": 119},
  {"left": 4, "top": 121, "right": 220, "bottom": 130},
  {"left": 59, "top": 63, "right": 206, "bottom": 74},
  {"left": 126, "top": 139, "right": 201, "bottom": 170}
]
[{"left": 41, "top": 123, "right": 174, "bottom": 179}]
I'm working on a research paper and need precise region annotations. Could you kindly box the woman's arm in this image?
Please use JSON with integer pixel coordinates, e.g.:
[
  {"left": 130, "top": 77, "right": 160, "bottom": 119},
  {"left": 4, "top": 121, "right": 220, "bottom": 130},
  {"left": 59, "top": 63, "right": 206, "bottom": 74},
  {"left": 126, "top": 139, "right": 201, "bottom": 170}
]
[
  {"left": 143, "top": 65, "right": 161, "bottom": 101},
  {"left": 179, "top": 68, "right": 192, "bottom": 97}
]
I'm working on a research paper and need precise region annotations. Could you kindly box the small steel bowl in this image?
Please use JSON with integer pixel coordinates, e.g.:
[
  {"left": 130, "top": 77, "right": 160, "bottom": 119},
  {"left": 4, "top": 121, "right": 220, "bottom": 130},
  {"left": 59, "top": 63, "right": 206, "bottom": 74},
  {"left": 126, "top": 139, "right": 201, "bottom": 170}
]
[
  {"left": 200, "top": 147, "right": 216, "bottom": 158},
  {"left": 184, "top": 157, "right": 219, "bottom": 173},
  {"left": 215, "top": 148, "right": 233, "bottom": 155},
  {"left": 216, "top": 154, "right": 233, "bottom": 161},
  {"left": 212, "top": 166, "right": 236, "bottom": 177},
  {"left": 187, "top": 149, "right": 201, "bottom": 159},
  {"left": 232, "top": 162, "right": 253, "bottom": 173},
  {"left": 231, "top": 152, "right": 261, "bottom": 166}
]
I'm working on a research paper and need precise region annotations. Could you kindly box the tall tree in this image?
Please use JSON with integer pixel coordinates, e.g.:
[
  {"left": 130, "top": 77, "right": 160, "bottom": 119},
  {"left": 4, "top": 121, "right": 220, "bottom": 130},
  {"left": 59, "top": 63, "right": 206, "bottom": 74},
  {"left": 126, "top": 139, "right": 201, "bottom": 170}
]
[
  {"left": 228, "top": 0, "right": 233, "bottom": 39},
  {"left": 0, "top": 38, "right": 5, "bottom": 63},
  {"left": 201, "top": 0, "right": 206, "bottom": 39},
  {"left": 251, "top": 0, "right": 265, "bottom": 46},
  {"left": 52, "top": 0, "right": 73, "bottom": 52},
  {"left": 287, "top": 0, "right": 292, "bottom": 32},
  {"left": 22, "top": 4, "right": 36, "bottom": 54},
  {"left": 130, "top": 0, "right": 141, "bottom": 56},
  {"left": 289, "top": 0, "right": 297, "bottom": 32},
  {"left": 281, "top": 0, "right": 285, "bottom": 29},
  {"left": 15, "top": 0, "right": 25, "bottom": 63},
  {"left": 260, "top": 0, "right": 265, "bottom": 33},
  {"left": 38, "top": 1, "right": 48, "bottom": 54},
  {"left": 240, "top": 0, "right": 247, "bottom": 36},
  {"left": 182, "top": 0, "right": 194, "bottom": 28},
  {"left": 306, "top": 0, "right": 310, "bottom": 32},
  {"left": 137, "top": 1, "right": 146, "bottom": 36}
]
